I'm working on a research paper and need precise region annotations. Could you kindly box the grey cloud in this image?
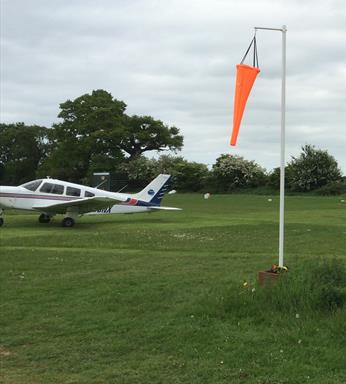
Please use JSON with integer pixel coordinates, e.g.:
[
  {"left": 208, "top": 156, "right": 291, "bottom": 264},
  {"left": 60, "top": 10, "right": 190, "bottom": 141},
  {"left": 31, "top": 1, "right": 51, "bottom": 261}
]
[{"left": 1, "top": 0, "right": 345, "bottom": 172}]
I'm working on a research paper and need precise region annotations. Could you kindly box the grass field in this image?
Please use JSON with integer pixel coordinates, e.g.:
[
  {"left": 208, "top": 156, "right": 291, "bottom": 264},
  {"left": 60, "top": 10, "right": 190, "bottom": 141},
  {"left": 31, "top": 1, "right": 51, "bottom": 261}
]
[{"left": 1, "top": 194, "right": 346, "bottom": 384}]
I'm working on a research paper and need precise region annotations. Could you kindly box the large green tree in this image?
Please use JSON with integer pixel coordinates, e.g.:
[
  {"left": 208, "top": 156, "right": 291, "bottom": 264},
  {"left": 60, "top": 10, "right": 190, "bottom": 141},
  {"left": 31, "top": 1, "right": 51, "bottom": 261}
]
[
  {"left": 0, "top": 123, "right": 49, "bottom": 185},
  {"left": 120, "top": 115, "right": 183, "bottom": 161},
  {"left": 40, "top": 90, "right": 127, "bottom": 181},
  {"left": 41, "top": 90, "right": 184, "bottom": 182}
]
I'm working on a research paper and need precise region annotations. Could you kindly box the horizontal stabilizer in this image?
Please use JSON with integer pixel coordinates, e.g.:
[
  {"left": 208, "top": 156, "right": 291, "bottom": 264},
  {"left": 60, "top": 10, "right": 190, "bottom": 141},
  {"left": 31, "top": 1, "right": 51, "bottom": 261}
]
[{"left": 149, "top": 206, "right": 182, "bottom": 211}]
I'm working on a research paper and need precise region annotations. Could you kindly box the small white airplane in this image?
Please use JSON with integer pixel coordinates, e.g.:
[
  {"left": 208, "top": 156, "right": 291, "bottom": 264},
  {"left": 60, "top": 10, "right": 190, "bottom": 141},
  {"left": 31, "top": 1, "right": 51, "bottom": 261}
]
[{"left": 0, "top": 174, "right": 181, "bottom": 227}]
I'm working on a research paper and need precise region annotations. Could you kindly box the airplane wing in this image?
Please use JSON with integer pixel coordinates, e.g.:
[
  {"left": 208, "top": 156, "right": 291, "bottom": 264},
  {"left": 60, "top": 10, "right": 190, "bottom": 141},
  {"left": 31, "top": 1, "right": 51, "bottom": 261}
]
[{"left": 32, "top": 196, "right": 125, "bottom": 215}]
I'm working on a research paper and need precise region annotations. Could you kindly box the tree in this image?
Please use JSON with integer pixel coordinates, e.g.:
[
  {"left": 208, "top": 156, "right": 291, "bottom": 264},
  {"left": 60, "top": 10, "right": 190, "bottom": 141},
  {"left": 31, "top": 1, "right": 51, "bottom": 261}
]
[
  {"left": 120, "top": 115, "right": 183, "bottom": 160},
  {"left": 212, "top": 154, "right": 267, "bottom": 192},
  {"left": 287, "top": 145, "right": 342, "bottom": 192},
  {"left": 0, "top": 123, "right": 49, "bottom": 185},
  {"left": 40, "top": 90, "right": 183, "bottom": 182},
  {"left": 39, "top": 90, "right": 127, "bottom": 181}
]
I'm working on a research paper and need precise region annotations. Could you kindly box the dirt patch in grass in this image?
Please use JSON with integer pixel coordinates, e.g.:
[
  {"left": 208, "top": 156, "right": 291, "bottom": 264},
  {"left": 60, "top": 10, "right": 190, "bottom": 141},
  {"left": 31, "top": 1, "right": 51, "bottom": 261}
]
[{"left": 0, "top": 346, "right": 13, "bottom": 357}]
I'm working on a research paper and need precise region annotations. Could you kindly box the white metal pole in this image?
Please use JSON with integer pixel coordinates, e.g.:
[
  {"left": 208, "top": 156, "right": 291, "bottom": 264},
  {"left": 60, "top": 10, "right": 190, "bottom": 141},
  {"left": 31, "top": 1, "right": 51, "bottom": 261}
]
[
  {"left": 279, "top": 25, "right": 287, "bottom": 268},
  {"left": 254, "top": 25, "right": 287, "bottom": 267}
]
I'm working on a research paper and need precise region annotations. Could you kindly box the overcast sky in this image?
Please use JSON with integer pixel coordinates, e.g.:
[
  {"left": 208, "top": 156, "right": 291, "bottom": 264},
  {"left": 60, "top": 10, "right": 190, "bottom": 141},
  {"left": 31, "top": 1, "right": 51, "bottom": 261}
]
[{"left": 1, "top": 0, "right": 345, "bottom": 172}]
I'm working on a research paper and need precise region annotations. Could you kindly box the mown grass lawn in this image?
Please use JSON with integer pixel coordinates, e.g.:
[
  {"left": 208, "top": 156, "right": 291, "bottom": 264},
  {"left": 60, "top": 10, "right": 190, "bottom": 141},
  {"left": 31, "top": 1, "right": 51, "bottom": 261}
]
[{"left": 1, "top": 194, "right": 345, "bottom": 383}]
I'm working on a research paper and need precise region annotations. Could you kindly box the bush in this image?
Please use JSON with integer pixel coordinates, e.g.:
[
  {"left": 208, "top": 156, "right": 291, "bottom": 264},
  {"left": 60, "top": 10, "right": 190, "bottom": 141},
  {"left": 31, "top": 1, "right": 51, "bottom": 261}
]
[
  {"left": 267, "top": 166, "right": 293, "bottom": 191},
  {"left": 118, "top": 155, "right": 209, "bottom": 192},
  {"left": 118, "top": 156, "right": 155, "bottom": 189},
  {"left": 315, "top": 182, "right": 346, "bottom": 196},
  {"left": 211, "top": 154, "right": 267, "bottom": 192},
  {"left": 287, "top": 145, "right": 343, "bottom": 192}
]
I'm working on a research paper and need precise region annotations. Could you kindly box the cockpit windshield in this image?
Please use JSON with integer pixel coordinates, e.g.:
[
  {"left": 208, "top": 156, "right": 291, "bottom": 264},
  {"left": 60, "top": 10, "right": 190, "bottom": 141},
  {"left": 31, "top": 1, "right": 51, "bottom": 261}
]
[{"left": 21, "top": 180, "right": 43, "bottom": 191}]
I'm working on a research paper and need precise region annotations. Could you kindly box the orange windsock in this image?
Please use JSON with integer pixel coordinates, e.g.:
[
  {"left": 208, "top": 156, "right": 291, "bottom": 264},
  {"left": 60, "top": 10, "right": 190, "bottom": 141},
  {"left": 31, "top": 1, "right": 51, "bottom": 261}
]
[{"left": 230, "top": 64, "right": 260, "bottom": 146}]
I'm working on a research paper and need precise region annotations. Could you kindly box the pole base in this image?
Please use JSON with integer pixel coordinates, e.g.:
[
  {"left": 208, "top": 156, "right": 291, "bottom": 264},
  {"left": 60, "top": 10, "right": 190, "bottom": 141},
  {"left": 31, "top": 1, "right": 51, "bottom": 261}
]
[{"left": 258, "top": 271, "right": 280, "bottom": 286}]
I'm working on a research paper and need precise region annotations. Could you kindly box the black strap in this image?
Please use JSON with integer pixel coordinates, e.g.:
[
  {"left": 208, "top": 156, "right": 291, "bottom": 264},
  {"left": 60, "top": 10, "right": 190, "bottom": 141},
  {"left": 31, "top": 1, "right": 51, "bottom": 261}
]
[{"left": 240, "top": 35, "right": 259, "bottom": 68}]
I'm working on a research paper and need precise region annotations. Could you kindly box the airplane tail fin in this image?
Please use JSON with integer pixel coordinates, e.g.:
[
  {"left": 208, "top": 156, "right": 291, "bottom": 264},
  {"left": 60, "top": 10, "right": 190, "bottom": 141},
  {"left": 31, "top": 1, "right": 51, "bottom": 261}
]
[{"left": 133, "top": 174, "right": 172, "bottom": 206}]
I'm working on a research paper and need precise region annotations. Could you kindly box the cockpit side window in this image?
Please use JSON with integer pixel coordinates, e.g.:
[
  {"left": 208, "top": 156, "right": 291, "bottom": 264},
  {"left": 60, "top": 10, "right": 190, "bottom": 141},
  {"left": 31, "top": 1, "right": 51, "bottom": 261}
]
[
  {"left": 21, "top": 180, "right": 43, "bottom": 191},
  {"left": 85, "top": 191, "right": 95, "bottom": 197},
  {"left": 66, "top": 186, "right": 81, "bottom": 197},
  {"left": 40, "top": 183, "right": 64, "bottom": 195},
  {"left": 51, "top": 184, "right": 64, "bottom": 195}
]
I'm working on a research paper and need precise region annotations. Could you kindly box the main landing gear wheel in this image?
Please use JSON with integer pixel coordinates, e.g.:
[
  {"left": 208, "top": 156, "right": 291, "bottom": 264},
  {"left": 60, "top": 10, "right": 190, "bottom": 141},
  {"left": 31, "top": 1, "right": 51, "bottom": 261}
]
[
  {"left": 38, "top": 213, "right": 51, "bottom": 224},
  {"left": 62, "top": 217, "right": 75, "bottom": 228},
  {"left": 0, "top": 218, "right": 4, "bottom": 227}
]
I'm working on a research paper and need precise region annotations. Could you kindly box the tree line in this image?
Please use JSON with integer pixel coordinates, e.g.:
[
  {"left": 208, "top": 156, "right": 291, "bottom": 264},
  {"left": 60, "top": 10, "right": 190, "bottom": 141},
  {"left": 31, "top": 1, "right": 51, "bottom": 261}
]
[{"left": 1, "top": 89, "right": 345, "bottom": 195}]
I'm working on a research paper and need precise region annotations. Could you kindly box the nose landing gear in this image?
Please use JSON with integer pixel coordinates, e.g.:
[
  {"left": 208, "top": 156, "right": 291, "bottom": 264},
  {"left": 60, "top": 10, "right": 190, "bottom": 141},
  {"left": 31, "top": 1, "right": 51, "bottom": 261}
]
[{"left": 62, "top": 217, "right": 75, "bottom": 228}]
